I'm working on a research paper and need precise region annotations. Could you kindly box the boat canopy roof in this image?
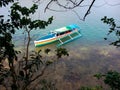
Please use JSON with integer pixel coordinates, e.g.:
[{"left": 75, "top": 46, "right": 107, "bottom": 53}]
[
  {"left": 54, "top": 27, "right": 69, "bottom": 33},
  {"left": 53, "top": 24, "right": 80, "bottom": 33}
]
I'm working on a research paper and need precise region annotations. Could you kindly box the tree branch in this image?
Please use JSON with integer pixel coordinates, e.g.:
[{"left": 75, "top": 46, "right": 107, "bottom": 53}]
[
  {"left": 33, "top": 0, "right": 97, "bottom": 20},
  {"left": 56, "top": 0, "right": 84, "bottom": 9},
  {"left": 24, "top": 65, "right": 47, "bottom": 90},
  {"left": 30, "top": 66, "right": 47, "bottom": 82},
  {"left": 44, "top": 0, "right": 54, "bottom": 12},
  {"left": 83, "top": 0, "right": 96, "bottom": 21}
]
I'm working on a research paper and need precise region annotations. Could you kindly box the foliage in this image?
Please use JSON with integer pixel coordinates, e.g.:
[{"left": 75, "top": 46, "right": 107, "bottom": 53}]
[
  {"left": 0, "top": 17, "right": 17, "bottom": 64},
  {"left": 10, "top": 2, "right": 53, "bottom": 64},
  {"left": 0, "top": 47, "right": 69, "bottom": 90},
  {"left": 0, "top": 1, "right": 55, "bottom": 90},
  {"left": 0, "top": 1, "right": 70, "bottom": 89},
  {"left": 104, "top": 71, "right": 120, "bottom": 90},
  {"left": 0, "top": 5, "right": 17, "bottom": 82},
  {"left": 79, "top": 70, "right": 120, "bottom": 90},
  {"left": 0, "top": 0, "right": 15, "bottom": 64},
  {"left": 101, "top": 16, "right": 120, "bottom": 47},
  {"left": 0, "top": 0, "right": 14, "bottom": 7},
  {"left": 55, "top": 48, "right": 69, "bottom": 58},
  {"left": 22, "top": 48, "right": 68, "bottom": 90},
  {"left": 94, "top": 71, "right": 120, "bottom": 90},
  {"left": 94, "top": 73, "right": 105, "bottom": 80},
  {"left": 0, "top": 0, "right": 17, "bottom": 89},
  {"left": 10, "top": 2, "right": 53, "bottom": 30},
  {"left": 9, "top": 2, "right": 53, "bottom": 64}
]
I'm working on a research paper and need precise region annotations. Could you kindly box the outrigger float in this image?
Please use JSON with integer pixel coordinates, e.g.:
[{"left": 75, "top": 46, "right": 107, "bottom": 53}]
[{"left": 34, "top": 24, "right": 82, "bottom": 47}]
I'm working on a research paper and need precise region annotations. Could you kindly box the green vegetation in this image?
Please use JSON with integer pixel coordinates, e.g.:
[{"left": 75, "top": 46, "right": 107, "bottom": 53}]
[
  {"left": 94, "top": 71, "right": 120, "bottom": 90},
  {"left": 0, "top": 0, "right": 14, "bottom": 7},
  {"left": 104, "top": 71, "right": 120, "bottom": 90},
  {"left": 79, "top": 71, "right": 120, "bottom": 90},
  {"left": 101, "top": 16, "right": 120, "bottom": 47},
  {"left": 0, "top": 1, "right": 68, "bottom": 90},
  {"left": 79, "top": 16, "right": 120, "bottom": 90},
  {"left": 0, "top": 0, "right": 120, "bottom": 90}
]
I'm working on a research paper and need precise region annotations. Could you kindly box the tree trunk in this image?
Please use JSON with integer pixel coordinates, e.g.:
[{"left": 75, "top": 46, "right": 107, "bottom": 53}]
[{"left": 25, "top": 30, "right": 30, "bottom": 77}]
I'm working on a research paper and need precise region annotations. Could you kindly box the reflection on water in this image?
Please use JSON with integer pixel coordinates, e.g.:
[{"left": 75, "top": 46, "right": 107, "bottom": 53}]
[
  {"left": 10, "top": 0, "right": 120, "bottom": 89},
  {"left": 14, "top": 23, "right": 120, "bottom": 89},
  {"left": 34, "top": 42, "right": 120, "bottom": 90}
]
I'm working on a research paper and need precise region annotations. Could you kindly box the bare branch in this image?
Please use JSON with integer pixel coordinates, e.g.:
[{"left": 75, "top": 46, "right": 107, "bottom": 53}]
[
  {"left": 33, "top": 0, "right": 120, "bottom": 21},
  {"left": 33, "top": 0, "right": 96, "bottom": 20},
  {"left": 44, "top": 0, "right": 54, "bottom": 12},
  {"left": 56, "top": 0, "right": 84, "bottom": 9},
  {"left": 71, "top": 10, "right": 84, "bottom": 21},
  {"left": 46, "top": 7, "right": 68, "bottom": 12},
  {"left": 83, "top": 0, "right": 96, "bottom": 21},
  {"left": 69, "top": 0, "right": 77, "bottom": 5}
]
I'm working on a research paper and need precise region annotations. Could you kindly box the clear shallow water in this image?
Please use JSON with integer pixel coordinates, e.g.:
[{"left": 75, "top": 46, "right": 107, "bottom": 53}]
[{"left": 2, "top": 0, "right": 120, "bottom": 89}]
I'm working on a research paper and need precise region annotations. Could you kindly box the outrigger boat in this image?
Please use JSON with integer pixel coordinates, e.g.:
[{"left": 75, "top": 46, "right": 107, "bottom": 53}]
[{"left": 34, "top": 24, "right": 82, "bottom": 47}]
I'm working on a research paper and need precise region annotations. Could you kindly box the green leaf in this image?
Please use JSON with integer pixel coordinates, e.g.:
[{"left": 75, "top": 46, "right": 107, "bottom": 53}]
[
  {"left": 104, "top": 38, "right": 107, "bottom": 40},
  {"left": 56, "top": 48, "right": 69, "bottom": 58},
  {"left": 44, "top": 48, "right": 51, "bottom": 54},
  {"left": 94, "top": 73, "right": 104, "bottom": 80}
]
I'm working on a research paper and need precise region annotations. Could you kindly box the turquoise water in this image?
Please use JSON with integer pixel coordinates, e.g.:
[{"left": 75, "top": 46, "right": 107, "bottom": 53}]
[
  {"left": 12, "top": 0, "right": 120, "bottom": 48},
  {"left": 9, "top": 0, "right": 120, "bottom": 89}
]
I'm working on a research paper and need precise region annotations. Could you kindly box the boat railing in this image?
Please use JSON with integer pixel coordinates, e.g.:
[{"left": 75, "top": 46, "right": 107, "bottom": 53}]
[{"left": 56, "top": 29, "right": 82, "bottom": 47}]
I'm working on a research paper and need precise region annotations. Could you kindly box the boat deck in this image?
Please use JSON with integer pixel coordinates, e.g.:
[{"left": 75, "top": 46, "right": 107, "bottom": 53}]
[{"left": 37, "top": 33, "right": 56, "bottom": 41}]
